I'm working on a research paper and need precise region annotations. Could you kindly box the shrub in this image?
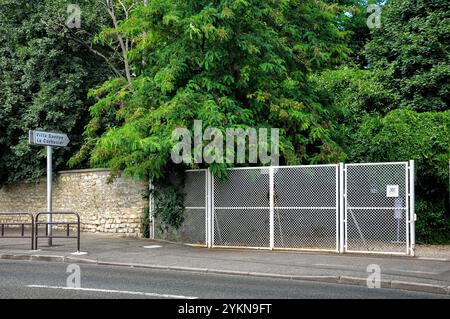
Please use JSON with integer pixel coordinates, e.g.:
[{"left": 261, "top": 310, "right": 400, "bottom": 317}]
[{"left": 415, "top": 199, "right": 450, "bottom": 244}]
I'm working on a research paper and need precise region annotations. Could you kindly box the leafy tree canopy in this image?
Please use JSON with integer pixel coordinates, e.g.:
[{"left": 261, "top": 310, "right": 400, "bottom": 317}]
[
  {"left": 71, "top": 0, "right": 352, "bottom": 180},
  {"left": 350, "top": 109, "right": 450, "bottom": 199},
  {"left": 0, "top": 0, "right": 111, "bottom": 184},
  {"left": 365, "top": 0, "right": 450, "bottom": 111}
]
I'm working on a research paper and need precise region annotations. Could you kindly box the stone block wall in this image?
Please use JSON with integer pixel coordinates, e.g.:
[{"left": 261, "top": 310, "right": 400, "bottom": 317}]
[{"left": 0, "top": 169, "right": 148, "bottom": 237}]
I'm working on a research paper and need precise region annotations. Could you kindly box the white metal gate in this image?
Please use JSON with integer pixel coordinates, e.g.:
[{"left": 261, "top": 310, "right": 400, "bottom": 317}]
[
  {"left": 209, "top": 166, "right": 339, "bottom": 251},
  {"left": 212, "top": 167, "right": 271, "bottom": 248},
  {"left": 343, "top": 161, "right": 415, "bottom": 255},
  {"left": 273, "top": 165, "right": 339, "bottom": 251},
  {"left": 152, "top": 169, "right": 208, "bottom": 245},
  {"left": 151, "top": 161, "right": 415, "bottom": 255}
]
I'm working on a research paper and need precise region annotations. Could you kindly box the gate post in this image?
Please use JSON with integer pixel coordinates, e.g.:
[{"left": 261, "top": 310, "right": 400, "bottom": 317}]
[
  {"left": 409, "top": 160, "right": 416, "bottom": 256},
  {"left": 206, "top": 169, "right": 213, "bottom": 248},
  {"left": 148, "top": 181, "right": 155, "bottom": 240},
  {"left": 269, "top": 166, "right": 274, "bottom": 250},
  {"left": 339, "top": 163, "right": 345, "bottom": 253}
]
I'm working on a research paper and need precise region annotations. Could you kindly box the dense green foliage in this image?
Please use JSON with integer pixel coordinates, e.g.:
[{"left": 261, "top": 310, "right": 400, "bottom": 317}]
[
  {"left": 70, "top": 0, "right": 351, "bottom": 180},
  {"left": 312, "top": 0, "right": 450, "bottom": 243},
  {"left": 141, "top": 206, "right": 151, "bottom": 238},
  {"left": 366, "top": 0, "right": 450, "bottom": 112},
  {"left": 350, "top": 110, "right": 449, "bottom": 187},
  {"left": 416, "top": 199, "right": 450, "bottom": 244},
  {"left": 0, "top": 0, "right": 111, "bottom": 184},
  {"left": 0, "top": 0, "right": 448, "bottom": 241},
  {"left": 351, "top": 109, "right": 449, "bottom": 211},
  {"left": 150, "top": 172, "right": 186, "bottom": 231},
  {"left": 311, "top": 67, "right": 398, "bottom": 152}
]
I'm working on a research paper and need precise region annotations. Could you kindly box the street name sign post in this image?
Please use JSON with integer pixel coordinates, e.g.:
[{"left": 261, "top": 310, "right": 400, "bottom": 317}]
[{"left": 29, "top": 130, "right": 70, "bottom": 246}]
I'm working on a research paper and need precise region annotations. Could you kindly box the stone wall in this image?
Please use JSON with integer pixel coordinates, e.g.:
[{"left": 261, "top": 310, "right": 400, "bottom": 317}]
[{"left": 0, "top": 169, "right": 148, "bottom": 237}]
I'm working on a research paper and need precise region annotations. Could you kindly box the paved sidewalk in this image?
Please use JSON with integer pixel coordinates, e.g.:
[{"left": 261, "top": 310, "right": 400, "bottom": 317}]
[{"left": 1, "top": 233, "right": 449, "bottom": 295}]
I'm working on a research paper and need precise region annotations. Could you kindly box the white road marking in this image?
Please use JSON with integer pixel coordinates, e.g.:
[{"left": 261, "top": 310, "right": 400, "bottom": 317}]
[
  {"left": 26, "top": 285, "right": 197, "bottom": 299},
  {"left": 314, "top": 263, "right": 351, "bottom": 268},
  {"left": 143, "top": 245, "right": 162, "bottom": 249},
  {"left": 416, "top": 257, "right": 449, "bottom": 262},
  {"left": 314, "top": 264, "right": 440, "bottom": 275},
  {"left": 391, "top": 269, "right": 439, "bottom": 275},
  {"left": 70, "top": 252, "right": 88, "bottom": 255}
]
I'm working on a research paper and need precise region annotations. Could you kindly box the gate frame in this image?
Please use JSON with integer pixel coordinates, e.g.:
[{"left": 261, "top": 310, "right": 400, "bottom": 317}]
[
  {"left": 408, "top": 160, "right": 416, "bottom": 256},
  {"left": 183, "top": 168, "right": 209, "bottom": 247},
  {"left": 152, "top": 161, "right": 415, "bottom": 255},
  {"left": 342, "top": 160, "right": 415, "bottom": 256},
  {"left": 271, "top": 164, "right": 340, "bottom": 253},
  {"left": 210, "top": 166, "right": 272, "bottom": 250},
  {"left": 209, "top": 164, "right": 340, "bottom": 252}
]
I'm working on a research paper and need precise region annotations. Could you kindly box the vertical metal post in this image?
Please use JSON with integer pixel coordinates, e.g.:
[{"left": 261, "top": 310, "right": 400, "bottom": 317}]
[
  {"left": 339, "top": 163, "right": 345, "bottom": 253},
  {"left": 47, "top": 146, "right": 53, "bottom": 247},
  {"left": 210, "top": 169, "right": 215, "bottom": 247},
  {"left": 405, "top": 163, "right": 410, "bottom": 253},
  {"left": 205, "top": 169, "right": 211, "bottom": 248},
  {"left": 35, "top": 214, "right": 38, "bottom": 250},
  {"left": 269, "top": 167, "right": 274, "bottom": 250},
  {"left": 77, "top": 215, "right": 80, "bottom": 253},
  {"left": 409, "top": 160, "right": 415, "bottom": 256},
  {"left": 149, "top": 181, "right": 155, "bottom": 240},
  {"left": 31, "top": 216, "right": 34, "bottom": 251}
]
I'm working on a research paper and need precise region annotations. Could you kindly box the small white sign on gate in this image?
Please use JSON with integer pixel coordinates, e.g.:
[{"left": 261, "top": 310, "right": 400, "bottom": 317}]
[{"left": 386, "top": 185, "right": 399, "bottom": 197}]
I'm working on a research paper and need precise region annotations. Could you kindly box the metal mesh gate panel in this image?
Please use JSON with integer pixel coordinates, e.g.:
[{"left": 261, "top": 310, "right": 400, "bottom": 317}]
[
  {"left": 213, "top": 168, "right": 270, "bottom": 248},
  {"left": 180, "top": 170, "right": 207, "bottom": 244},
  {"left": 273, "top": 166, "right": 338, "bottom": 251},
  {"left": 152, "top": 161, "right": 414, "bottom": 255},
  {"left": 345, "top": 163, "right": 409, "bottom": 254},
  {"left": 154, "top": 170, "right": 207, "bottom": 244}
]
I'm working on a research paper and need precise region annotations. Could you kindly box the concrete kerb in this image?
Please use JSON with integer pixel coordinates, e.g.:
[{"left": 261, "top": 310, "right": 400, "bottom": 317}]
[
  {"left": 390, "top": 280, "right": 449, "bottom": 295},
  {"left": 0, "top": 253, "right": 448, "bottom": 296},
  {"left": 339, "top": 276, "right": 391, "bottom": 289}
]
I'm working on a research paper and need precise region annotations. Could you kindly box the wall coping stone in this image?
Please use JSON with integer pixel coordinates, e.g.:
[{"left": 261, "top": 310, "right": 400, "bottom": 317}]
[{"left": 58, "top": 168, "right": 112, "bottom": 174}]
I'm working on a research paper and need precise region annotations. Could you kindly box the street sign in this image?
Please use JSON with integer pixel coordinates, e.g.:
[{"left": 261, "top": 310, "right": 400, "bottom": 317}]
[
  {"left": 28, "top": 130, "right": 70, "bottom": 247},
  {"left": 29, "top": 130, "right": 70, "bottom": 147}
]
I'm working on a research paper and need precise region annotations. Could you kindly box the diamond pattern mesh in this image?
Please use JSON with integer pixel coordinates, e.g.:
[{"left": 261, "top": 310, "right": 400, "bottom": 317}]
[
  {"left": 153, "top": 162, "right": 411, "bottom": 254},
  {"left": 346, "top": 209, "right": 406, "bottom": 253},
  {"left": 214, "top": 169, "right": 270, "bottom": 208},
  {"left": 274, "top": 166, "right": 337, "bottom": 208},
  {"left": 346, "top": 164, "right": 407, "bottom": 208},
  {"left": 213, "top": 209, "right": 270, "bottom": 247},
  {"left": 273, "top": 209, "right": 336, "bottom": 249},
  {"left": 213, "top": 169, "right": 270, "bottom": 247},
  {"left": 178, "top": 208, "right": 206, "bottom": 243},
  {"left": 184, "top": 171, "right": 206, "bottom": 208},
  {"left": 154, "top": 170, "right": 206, "bottom": 244},
  {"left": 345, "top": 163, "right": 408, "bottom": 253},
  {"left": 273, "top": 166, "right": 338, "bottom": 249}
]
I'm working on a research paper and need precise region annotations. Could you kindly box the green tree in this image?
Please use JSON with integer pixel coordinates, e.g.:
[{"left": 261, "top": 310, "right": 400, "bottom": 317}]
[
  {"left": 350, "top": 109, "right": 450, "bottom": 243},
  {"left": 365, "top": 0, "right": 450, "bottom": 112},
  {"left": 312, "top": 0, "right": 450, "bottom": 243},
  {"left": 0, "top": 0, "right": 112, "bottom": 184},
  {"left": 72, "top": 0, "right": 351, "bottom": 181},
  {"left": 311, "top": 67, "right": 398, "bottom": 155},
  {"left": 327, "top": 0, "right": 384, "bottom": 67}
]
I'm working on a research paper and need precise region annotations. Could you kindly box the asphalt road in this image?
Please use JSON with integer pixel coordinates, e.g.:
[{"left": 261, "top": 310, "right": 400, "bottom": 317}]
[{"left": 0, "top": 260, "right": 448, "bottom": 299}]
